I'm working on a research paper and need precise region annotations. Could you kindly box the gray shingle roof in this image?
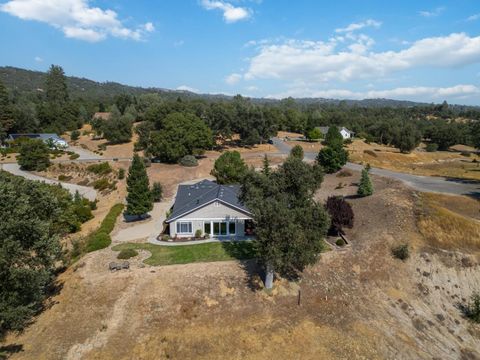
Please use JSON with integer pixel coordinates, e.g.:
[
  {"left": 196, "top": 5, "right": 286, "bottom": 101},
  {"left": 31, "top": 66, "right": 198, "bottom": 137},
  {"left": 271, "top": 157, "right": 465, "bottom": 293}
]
[{"left": 165, "top": 180, "right": 251, "bottom": 222}]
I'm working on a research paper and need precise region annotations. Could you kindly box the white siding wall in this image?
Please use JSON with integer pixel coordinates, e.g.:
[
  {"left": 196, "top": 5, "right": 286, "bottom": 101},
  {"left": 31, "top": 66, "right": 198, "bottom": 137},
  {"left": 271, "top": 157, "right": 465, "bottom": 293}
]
[{"left": 169, "top": 201, "right": 251, "bottom": 238}]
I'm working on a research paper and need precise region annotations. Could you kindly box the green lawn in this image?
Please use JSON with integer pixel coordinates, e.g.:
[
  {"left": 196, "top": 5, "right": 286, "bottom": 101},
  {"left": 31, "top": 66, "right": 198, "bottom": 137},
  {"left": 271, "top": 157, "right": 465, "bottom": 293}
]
[{"left": 112, "top": 241, "right": 256, "bottom": 266}]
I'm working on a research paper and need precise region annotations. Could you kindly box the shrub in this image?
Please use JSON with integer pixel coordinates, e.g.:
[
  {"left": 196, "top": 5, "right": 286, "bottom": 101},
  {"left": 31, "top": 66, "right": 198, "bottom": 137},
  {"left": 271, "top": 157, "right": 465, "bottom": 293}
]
[
  {"left": 117, "top": 248, "right": 138, "bottom": 260},
  {"left": 151, "top": 182, "right": 163, "bottom": 202},
  {"left": 86, "top": 204, "right": 124, "bottom": 252},
  {"left": 93, "top": 178, "right": 111, "bottom": 191},
  {"left": 461, "top": 151, "right": 471, "bottom": 157},
  {"left": 316, "top": 146, "right": 348, "bottom": 173},
  {"left": 463, "top": 293, "right": 480, "bottom": 323},
  {"left": 336, "top": 238, "right": 345, "bottom": 246},
  {"left": 290, "top": 145, "right": 304, "bottom": 160},
  {"left": 162, "top": 234, "right": 170, "bottom": 241},
  {"left": 363, "top": 149, "right": 377, "bottom": 157},
  {"left": 97, "top": 143, "right": 107, "bottom": 151},
  {"left": 58, "top": 174, "right": 72, "bottom": 181},
  {"left": 69, "top": 153, "right": 80, "bottom": 160},
  {"left": 179, "top": 155, "right": 198, "bottom": 167},
  {"left": 195, "top": 229, "right": 203, "bottom": 239},
  {"left": 70, "top": 130, "right": 80, "bottom": 141},
  {"left": 392, "top": 244, "right": 409, "bottom": 260},
  {"left": 118, "top": 168, "right": 125, "bottom": 180},
  {"left": 426, "top": 143, "right": 438, "bottom": 152},
  {"left": 336, "top": 169, "right": 353, "bottom": 177},
  {"left": 87, "top": 162, "right": 112, "bottom": 175}
]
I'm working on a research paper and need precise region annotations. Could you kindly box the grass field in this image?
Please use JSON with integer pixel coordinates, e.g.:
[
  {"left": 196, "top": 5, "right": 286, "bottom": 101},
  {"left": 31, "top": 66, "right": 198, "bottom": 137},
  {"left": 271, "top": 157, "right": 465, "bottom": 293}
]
[{"left": 112, "top": 241, "right": 256, "bottom": 266}]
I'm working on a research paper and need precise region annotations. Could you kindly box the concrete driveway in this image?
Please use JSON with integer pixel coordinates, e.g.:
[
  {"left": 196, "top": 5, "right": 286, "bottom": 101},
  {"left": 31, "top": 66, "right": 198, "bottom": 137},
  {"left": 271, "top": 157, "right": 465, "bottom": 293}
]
[
  {"left": 1, "top": 163, "right": 97, "bottom": 201},
  {"left": 272, "top": 137, "right": 480, "bottom": 197}
]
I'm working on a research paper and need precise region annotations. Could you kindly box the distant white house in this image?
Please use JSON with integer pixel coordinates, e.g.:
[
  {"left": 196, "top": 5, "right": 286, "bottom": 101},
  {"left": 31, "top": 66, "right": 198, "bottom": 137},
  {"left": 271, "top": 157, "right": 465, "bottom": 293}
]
[
  {"left": 316, "top": 126, "right": 354, "bottom": 140},
  {"left": 165, "top": 180, "right": 254, "bottom": 239},
  {"left": 7, "top": 133, "right": 69, "bottom": 149}
]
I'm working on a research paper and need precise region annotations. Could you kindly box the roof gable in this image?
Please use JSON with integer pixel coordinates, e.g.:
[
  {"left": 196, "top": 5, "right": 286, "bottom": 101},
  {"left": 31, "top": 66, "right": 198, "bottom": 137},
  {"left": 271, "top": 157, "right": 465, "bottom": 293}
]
[{"left": 166, "top": 180, "right": 251, "bottom": 222}]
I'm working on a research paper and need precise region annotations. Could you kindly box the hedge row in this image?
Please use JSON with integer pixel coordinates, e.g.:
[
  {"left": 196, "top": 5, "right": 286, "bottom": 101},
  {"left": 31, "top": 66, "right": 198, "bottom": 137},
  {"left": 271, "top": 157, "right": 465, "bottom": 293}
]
[{"left": 86, "top": 203, "right": 124, "bottom": 252}]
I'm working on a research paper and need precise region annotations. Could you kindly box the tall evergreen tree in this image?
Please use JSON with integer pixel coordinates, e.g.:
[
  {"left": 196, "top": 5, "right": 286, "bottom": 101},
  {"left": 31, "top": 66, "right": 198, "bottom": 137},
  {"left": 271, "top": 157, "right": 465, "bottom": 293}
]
[
  {"left": 262, "top": 154, "right": 271, "bottom": 176},
  {"left": 125, "top": 154, "right": 153, "bottom": 217},
  {"left": 325, "top": 126, "right": 344, "bottom": 148},
  {"left": 45, "top": 65, "right": 69, "bottom": 103},
  {"left": 357, "top": 167, "right": 374, "bottom": 197},
  {"left": 0, "top": 80, "right": 14, "bottom": 141}
]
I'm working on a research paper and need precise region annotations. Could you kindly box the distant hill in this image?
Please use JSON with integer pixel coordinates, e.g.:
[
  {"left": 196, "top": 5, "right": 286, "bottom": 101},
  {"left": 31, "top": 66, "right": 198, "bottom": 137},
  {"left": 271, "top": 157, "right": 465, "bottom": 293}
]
[{"left": 1, "top": 66, "right": 478, "bottom": 110}]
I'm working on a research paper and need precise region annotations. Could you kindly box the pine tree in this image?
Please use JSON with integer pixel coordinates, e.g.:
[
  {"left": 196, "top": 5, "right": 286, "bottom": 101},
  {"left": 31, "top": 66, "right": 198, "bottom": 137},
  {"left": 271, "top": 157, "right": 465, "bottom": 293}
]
[
  {"left": 45, "top": 65, "right": 69, "bottom": 103},
  {"left": 126, "top": 154, "right": 153, "bottom": 217},
  {"left": 262, "top": 154, "right": 270, "bottom": 176},
  {"left": 357, "top": 168, "right": 374, "bottom": 197},
  {"left": 0, "top": 80, "right": 14, "bottom": 141}
]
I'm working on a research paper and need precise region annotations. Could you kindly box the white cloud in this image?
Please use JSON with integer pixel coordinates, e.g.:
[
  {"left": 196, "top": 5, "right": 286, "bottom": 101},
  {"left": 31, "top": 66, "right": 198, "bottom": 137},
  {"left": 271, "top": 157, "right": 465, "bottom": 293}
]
[
  {"left": 335, "top": 19, "right": 381, "bottom": 33},
  {"left": 0, "top": 0, "right": 154, "bottom": 42},
  {"left": 176, "top": 85, "right": 199, "bottom": 93},
  {"left": 243, "top": 33, "right": 480, "bottom": 83},
  {"left": 201, "top": 0, "right": 251, "bottom": 23},
  {"left": 467, "top": 14, "right": 480, "bottom": 21},
  {"left": 419, "top": 6, "right": 445, "bottom": 18},
  {"left": 34, "top": 56, "right": 43, "bottom": 62},
  {"left": 225, "top": 73, "right": 242, "bottom": 85},
  {"left": 267, "top": 85, "right": 480, "bottom": 101}
]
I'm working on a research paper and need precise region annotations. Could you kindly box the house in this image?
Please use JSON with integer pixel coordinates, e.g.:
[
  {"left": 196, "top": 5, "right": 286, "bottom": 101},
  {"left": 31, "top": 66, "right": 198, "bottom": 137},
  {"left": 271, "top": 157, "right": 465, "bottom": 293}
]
[
  {"left": 165, "top": 180, "right": 254, "bottom": 239},
  {"left": 316, "top": 126, "right": 354, "bottom": 140},
  {"left": 7, "top": 133, "right": 68, "bottom": 149}
]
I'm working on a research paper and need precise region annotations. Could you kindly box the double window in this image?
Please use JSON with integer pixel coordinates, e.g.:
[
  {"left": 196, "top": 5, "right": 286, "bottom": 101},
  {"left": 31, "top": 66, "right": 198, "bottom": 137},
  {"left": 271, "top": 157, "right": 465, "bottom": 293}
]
[{"left": 176, "top": 222, "right": 192, "bottom": 234}]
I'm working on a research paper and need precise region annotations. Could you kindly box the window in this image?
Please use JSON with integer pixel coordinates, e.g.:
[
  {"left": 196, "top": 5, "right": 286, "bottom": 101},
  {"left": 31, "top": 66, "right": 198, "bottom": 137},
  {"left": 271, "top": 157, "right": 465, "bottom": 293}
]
[
  {"left": 176, "top": 222, "right": 192, "bottom": 234},
  {"left": 204, "top": 222, "right": 211, "bottom": 235},
  {"left": 213, "top": 222, "right": 227, "bottom": 236},
  {"left": 229, "top": 222, "right": 236, "bottom": 235}
]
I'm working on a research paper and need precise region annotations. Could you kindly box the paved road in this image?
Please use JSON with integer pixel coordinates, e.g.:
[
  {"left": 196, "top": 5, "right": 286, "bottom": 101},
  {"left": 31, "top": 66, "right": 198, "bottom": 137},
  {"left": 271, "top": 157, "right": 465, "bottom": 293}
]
[
  {"left": 1, "top": 163, "right": 97, "bottom": 201},
  {"left": 272, "top": 137, "right": 480, "bottom": 197}
]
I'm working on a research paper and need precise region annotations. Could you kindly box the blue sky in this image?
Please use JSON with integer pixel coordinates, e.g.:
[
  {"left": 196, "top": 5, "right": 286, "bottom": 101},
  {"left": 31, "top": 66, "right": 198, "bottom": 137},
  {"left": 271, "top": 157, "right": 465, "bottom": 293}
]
[{"left": 1, "top": 0, "right": 480, "bottom": 104}]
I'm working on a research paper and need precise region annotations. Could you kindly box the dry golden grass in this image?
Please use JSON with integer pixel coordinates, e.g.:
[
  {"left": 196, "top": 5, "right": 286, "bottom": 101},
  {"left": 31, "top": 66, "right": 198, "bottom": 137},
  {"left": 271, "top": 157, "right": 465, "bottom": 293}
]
[
  {"left": 417, "top": 193, "right": 480, "bottom": 251},
  {"left": 349, "top": 140, "right": 480, "bottom": 180}
]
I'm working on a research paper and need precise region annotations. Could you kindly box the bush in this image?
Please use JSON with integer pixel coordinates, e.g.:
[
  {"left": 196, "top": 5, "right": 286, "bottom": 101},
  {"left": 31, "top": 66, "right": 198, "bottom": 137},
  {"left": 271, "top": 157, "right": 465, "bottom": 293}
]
[
  {"left": 117, "top": 248, "right": 138, "bottom": 260},
  {"left": 58, "top": 174, "right": 72, "bottom": 181},
  {"left": 463, "top": 293, "right": 480, "bottom": 323},
  {"left": 195, "top": 229, "right": 203, "bottom": 239},
  {"left": 426, "top": 143, "right": 438, "bottom": 152},
  {"left": 336, "top": 238, "right": 345, "bottom": 246},
  {"left": 118, "top": 168, "right": 125, "bottom": 180},
  {"left": 151, "top": 182, "right": 163, "bottom": 202},
  {"left": 392, "top": 244, "right": 409, "bottom": 260},
  {"left": 316, "top": 146, "right": 348, "bottom": 174},
  {"left": 336, "top": 169, "right": 353, "bottom": 177},
  {"left": 290, "top": 145, "right": 304, "bottom": 160},
  {"left": 179, "top": 155, "right": 198, "bottom": 167},
  {"left": 87, "top": 162, "right": 112, "bottom": 175},
  {"left": 93, "top": 178, "right": 111, "bottom": 191},
  {"left": 70, "top": 130, "right": 80, "bottom": 141},
  {"left": 86, "top": 204, "right": 124, "bottom": 252},
  {"left": 461, "top": 151, "right": 471, "bottom": 157},
  {"left": 69, "top": 153, "right": 80, "bottom": 160}
]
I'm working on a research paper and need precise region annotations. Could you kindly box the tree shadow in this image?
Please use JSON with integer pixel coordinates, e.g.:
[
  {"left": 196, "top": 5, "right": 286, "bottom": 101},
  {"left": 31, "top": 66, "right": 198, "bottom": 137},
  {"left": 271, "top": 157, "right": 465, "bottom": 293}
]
[
  {"left": 220, "top": 241, "right": 262, "bottom": 291},
  {"left": 0, "top": 344, "right": 23, "bottom": 359}
]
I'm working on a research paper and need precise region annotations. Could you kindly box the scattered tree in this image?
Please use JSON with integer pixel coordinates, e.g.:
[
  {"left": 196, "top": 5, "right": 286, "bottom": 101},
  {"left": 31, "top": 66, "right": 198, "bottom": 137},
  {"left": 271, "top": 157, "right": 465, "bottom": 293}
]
[
  {"left": 241, "top": 157, "right": 329, "bottom": 289},
  {"left": 290, "top": 144, "right": 304, "bottom": 160},
  {"left": 325, "top": 196, "right": 354, "bottom": 235},
  {"left": 70, "top": 129, "right": 80, "bottom": 141},
  {"left": 211, "top": 151, "right": 247, "bottom": 184},
  {"left": 262, "top": 154, "right": 271, "bottom": 176},
  {"left": 101, "top": 105, "right": 133, "bottom": 144},
  {"left": 17, "top": 139, "right": 51, "bottom": 171},
  {"left": 125, "top": 154, "right": 153, "bottom": 217},
  {"left": 306, "top": 128, "right": 322, "bottom": 141},
  {"left": 316, "top": 146, "right": 348, "bottom": 173},
  {"left": 325, "top": 126, "right": 344, "bottom": 148},
  {"left": 391, "top": 123, "right": 421, "bottom": 153},
  {"left": 151, "top": 182, "right": 163, "bottom": 202},
  {"left": 357, "top": 167, "right": 374, "bottom": 197}
]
